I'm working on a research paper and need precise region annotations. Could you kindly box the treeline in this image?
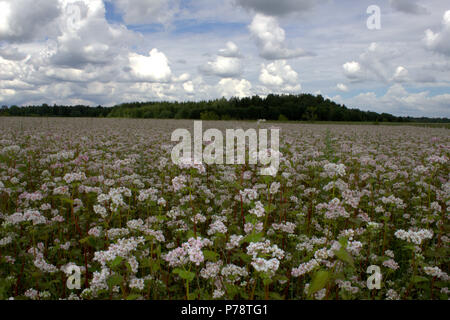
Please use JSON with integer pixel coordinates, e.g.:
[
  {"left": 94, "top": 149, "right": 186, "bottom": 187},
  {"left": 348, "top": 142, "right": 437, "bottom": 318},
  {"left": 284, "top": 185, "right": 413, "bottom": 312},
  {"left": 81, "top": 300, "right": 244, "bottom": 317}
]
[
  {"left": 1, "top": 94, "right": 449, "bottom": 123},
  {"left": 0, "top": 104, "right": 110, "bottom": 118}
]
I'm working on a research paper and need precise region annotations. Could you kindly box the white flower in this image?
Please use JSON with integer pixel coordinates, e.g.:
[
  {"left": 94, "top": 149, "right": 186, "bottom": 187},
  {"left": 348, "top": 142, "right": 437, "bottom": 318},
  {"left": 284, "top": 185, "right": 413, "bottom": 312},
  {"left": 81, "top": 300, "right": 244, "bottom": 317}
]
[
  {"left": 324, "top": 163, "right": 346, "bottom": 178},
  {"left": 394, "top": 229, "right": 433, "bottom": 245},
  {"left": 172, "top": 175, "right": 187, "bottom": 192},
  {"left": 382, "top": 259, "right": 399, "bottom": 271},
  {"left": 269, "top": 182, "right": 281, "bottom": 194},
  {"left": 292, "top": 259, "right": 319, "bottom": 277},
  {"left": 207, "top": 220, "right": 227, "bottom": 235},
  {"left": 129, "top": 278, "right": 145, "bottom": 291},
  {"left": 249, "top": 201, "right": 265, "bottom": 218},
  {"left": 93, "top": 205, "right": 108, "bottom": 218}
]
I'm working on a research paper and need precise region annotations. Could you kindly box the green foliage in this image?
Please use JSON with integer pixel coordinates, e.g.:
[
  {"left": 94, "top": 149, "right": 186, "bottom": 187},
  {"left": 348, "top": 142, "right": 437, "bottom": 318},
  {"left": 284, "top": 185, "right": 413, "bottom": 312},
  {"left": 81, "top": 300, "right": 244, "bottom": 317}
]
[
  {"left": 2, "top": 95, "right": 447, "bottom": 123},
  {"left": 308, "top": 270, "right": 330, "bottom": 297}
]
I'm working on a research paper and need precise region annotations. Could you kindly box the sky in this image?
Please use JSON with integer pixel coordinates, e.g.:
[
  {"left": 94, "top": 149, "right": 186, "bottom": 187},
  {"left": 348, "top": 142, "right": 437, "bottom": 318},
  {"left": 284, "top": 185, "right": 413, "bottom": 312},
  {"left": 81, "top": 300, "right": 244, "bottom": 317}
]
[{"left": 0, "top": 0, "right": 449, "bottom": 117}]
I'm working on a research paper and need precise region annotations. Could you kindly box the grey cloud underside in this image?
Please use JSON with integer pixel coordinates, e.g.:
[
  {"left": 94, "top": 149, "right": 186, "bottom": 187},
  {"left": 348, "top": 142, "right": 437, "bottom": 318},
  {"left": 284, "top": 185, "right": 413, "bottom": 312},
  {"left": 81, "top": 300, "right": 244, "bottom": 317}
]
[
  {"left": 234, "top": 0, "right": 315, "bottom": 16},
  {"left": 389, "top": 0, "right": 428, "bottom": 15},
  {"left": 106, "top": 0, "right": 180, "bottom": 25},
  {"left": 0, "top": 0, "right": 60, "bottom": 42},
  {"left": 0, "top": 47, "right": 27, "bottom": 61}
]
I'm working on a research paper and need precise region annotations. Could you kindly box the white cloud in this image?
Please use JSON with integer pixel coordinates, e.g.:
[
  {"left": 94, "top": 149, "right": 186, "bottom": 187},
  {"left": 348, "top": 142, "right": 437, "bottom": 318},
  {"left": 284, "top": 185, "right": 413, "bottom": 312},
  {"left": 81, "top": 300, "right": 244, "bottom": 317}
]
[
  {"left": 424, "top": 10, "right": 450, "bottom": 56},
  {"left": 217, "top": 78, "right": 252, "bottom": 98},
  {"left": 0, "top": 0, "right": 60, "bottom": 42},
  {"left": 336, "top": 83, "right": 349, "bottom": 92},
  {"left": 235, "top": 0, "right": 315, "bottom": 17},
  {"left": 183, "top": 81, "right": 194, "bottom": 94},
  {"left": 0, "top": 56, "right": 34, "bottom": 81},
  {"left": 108, "top": 0, "right": 180, "bottom": 25},
  {"left": 389, "top": 0, "right": 428, "bottom": 15},
  {"left": 128, "top": 49, "right": 172, "bottom": 82},
  {"left": 47, "top": 0, "right": 137, "bottom": 69},
  {"left": 0, "top": 2, "right": 12, "bottom": 35},
  {"left": 0, "top": 0, "right": 193, "bottom": 106},
  {"left": 342, "top": 43, "right": 410, "bottom": 84},
  {"left": 339, "top": 84, "right": 450, "bottom": 118},
  {"left": 259, "top": 60, "right": 301, "bottom": 92},
  {"left": 392, "top": 66, "right": 409, "bottom": 82},
  {"left": 172, "top": 73, "right": 190, "bottom": 83},
  {"left": 218, "top": 41, "right": 242, "bottom": 58},
  {"left": 249, "top": 14, "right": 312, "bottom": 60},
  {"left": 200, "top": 56, "right": 242, "bottom": 78},
  {"left": 343, "top": 61, "right": 362, "bottom": 79},
  {"left": 200, "top": 42, "right": 243, "bottom": 78}
]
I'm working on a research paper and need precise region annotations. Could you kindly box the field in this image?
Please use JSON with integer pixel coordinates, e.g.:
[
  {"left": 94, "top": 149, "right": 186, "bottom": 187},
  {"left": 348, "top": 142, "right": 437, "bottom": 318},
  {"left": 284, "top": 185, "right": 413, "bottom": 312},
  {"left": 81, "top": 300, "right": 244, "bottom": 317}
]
[{"left": 0, "top": 117, "right": 448, "bottom": 300}]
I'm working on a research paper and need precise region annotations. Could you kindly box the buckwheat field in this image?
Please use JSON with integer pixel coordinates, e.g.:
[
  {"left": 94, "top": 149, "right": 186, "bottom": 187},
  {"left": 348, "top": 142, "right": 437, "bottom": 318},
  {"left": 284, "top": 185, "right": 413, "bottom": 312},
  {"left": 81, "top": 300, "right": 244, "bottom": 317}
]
[{"left": 0, "top": 117, "right": 448, "bottom": 300}]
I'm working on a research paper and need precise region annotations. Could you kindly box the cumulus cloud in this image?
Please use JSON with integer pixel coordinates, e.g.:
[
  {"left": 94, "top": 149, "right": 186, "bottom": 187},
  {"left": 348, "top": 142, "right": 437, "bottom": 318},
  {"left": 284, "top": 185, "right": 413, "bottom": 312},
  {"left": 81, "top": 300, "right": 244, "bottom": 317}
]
[
  {"left": 46, "top": 0, "right": 137, "bottom": 69},
  {"left": 343, "top": 61, "right": 362, "bottom": 80},
  {"left": 217, "top": 78, "right": 252, "bottom": 98},
  {"left": 389, "top": 0, "right": 428, "bottom": 15},
  {"left": 424, "top": 10, "right": 450, "bottom": 56},
  {"left": 218, "top": 41, "right": 242, "bottom": 58},
  {"left": 183, "top": 81, "right": 194, "bottom": 94},
  {"left": 107, "top": 0, "right": 180, "bottom": 25},
  {"left": 259, "top": 60, "right": 301, "bottom": 92},
  {"left": 392, "top": 66, "right": 409, "bottom": 82},
  {"left": 172, "top": 73, "right": 190, "bottom": 83},
  {"left": 0, "top": 55, "right": 33, "bottom": 81},
  {"left": 128, "top": 49, "right": 172, "bottom": 82},
  {"left": 200, "top": 56, "right": 242, "bottom": 78},
  {"left": 0, "top": 0, "right": 60, "bottom": 42},
  {"left": 336, "top": 83, "right": 349, "bottom": 92},
  {"left": 0, "top": 0, "right": 189, "bottom": 106},
  {"left": 200, "top": 42, "right": 243, "bottom": 78},
  {"left": 342, "top": 43, "right": 409, "bottom": 84},
  {"left": 249, "top": 14, "right": 313, "bottom": 60},
  {"left": 235, "top": 0, "right": 315, "bottom": 17},
  {"left": 338, "top": 84, "right": 450, "bottom": 117}
]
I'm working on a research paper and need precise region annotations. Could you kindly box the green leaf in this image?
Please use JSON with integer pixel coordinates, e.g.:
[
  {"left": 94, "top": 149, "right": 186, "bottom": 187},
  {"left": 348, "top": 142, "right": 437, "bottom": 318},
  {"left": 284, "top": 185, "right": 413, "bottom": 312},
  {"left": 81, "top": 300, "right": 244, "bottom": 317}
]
[
  {"left": 338, "top": 237, "right": 348, "bottom": 248},
  {"left": 425, "top": 247, "right": 448, "bottom": 258},
  {"left": 126, "top": 294, "right": 142, "bottom": 300},
  {"left": 186, "top": 230, "right": 195, "bottom": 239},
  {"left": 334, "top": 247, "right": 355, "bottom": 268},
  {"left": 61, "top": 198, "right": 74, "bottom": 205},
  {"left": 225, "top": 283, "right": 238, "bottom": 298},
  {"left": 172, "top": 268, "right": 182, "bottom": 275},
  {"left": 411, "top": 276, "right": 429, "bottom": 284},
  {"left": 173, "top": 269, "right": 195, "bottom": 282},
  {"left": 79, "top": 236, "right": 90, "bottom": 245},
  {"left": 151, "top": 260, "right": 160, "bottom": 272},
  {"left": 243, "top": 232, "right": 263, "bottom": 244},
  {"left": 110, "top": 256, "right": 124, "bottom": 268},
  {"left": 232, "top": 252, "right": 252, "bottom": 264},
  {"left": 107, "top": 274, "right": 124, "bottom": 288},
  {"left": 269, "top": 292, "right": 283, "bottom": 300},
  {"left": 203, "top": 250, "right": 219, "bottom": 262},
  {"left": 157, "top": 215, "right": 168, "bottom": 222},
  {"left": 308, "top": 270, "right": 330, "bottom": 297}
]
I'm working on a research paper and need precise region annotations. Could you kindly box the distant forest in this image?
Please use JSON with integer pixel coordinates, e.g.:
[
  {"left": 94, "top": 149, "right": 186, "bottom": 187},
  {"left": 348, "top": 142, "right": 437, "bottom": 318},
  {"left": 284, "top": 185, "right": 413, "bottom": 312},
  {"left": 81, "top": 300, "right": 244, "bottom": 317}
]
[{"left": 1, "top": 94, "right": 449, "bottom": 123}]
